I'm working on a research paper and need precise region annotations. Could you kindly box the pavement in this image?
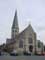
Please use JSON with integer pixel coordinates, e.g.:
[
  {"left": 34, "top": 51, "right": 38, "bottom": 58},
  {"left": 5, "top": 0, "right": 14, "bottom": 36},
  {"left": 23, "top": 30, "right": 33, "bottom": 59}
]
[{"left": 0, "top": 56, "right": 45, "bottom": 60}]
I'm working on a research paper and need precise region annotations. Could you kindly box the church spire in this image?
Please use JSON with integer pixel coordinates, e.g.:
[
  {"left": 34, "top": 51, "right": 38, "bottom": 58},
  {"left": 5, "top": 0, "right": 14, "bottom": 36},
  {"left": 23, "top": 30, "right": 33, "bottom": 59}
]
[
  {"left": 11, "top": 10, "right": 19, "bottom": 39},
  {"left": 12, "top": 10, "right": 18, "bottom": 29}
]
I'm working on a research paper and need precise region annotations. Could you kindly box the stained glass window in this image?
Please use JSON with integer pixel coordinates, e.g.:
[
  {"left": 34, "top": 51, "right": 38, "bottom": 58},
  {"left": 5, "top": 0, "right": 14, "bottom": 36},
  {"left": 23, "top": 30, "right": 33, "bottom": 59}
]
[
  {"left": 28, "top": 38, "right": 33, "bottom": 43},
  {"left": 19, "top": 40, "right": 23, "bottom": 48}
]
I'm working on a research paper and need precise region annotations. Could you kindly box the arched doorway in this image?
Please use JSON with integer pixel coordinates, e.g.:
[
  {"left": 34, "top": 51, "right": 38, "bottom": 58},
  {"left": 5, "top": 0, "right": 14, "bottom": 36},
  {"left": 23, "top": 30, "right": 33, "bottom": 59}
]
[{"left": 29, "top": 45, "right": 33, "bottom": 52}]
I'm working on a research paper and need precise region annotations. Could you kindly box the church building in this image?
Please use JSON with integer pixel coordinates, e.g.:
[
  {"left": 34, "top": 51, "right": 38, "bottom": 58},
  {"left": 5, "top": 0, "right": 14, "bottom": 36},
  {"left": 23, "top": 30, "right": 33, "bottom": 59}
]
[{"left": 6, "top": 10, "right": 37, "bottom": 55}]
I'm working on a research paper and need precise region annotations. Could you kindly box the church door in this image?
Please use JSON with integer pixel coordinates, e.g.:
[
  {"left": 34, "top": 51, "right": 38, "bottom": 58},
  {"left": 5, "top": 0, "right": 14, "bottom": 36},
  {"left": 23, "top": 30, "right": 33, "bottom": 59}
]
[{"left": 29, "top": 45, "right": 33, "bottom": 52}]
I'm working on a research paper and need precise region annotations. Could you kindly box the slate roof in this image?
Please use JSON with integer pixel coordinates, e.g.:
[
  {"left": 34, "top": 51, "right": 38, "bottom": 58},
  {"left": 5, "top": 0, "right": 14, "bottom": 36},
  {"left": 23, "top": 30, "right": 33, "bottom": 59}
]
[{"left": 12, "top": 10, "right": 18, "bottom": 29}]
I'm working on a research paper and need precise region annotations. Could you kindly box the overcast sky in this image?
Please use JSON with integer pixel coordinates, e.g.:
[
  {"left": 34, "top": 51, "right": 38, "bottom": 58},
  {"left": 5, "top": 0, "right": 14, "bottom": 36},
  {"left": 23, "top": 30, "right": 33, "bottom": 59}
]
[{"left": 0, "top": 0, "right": 45, "bottom": 45}]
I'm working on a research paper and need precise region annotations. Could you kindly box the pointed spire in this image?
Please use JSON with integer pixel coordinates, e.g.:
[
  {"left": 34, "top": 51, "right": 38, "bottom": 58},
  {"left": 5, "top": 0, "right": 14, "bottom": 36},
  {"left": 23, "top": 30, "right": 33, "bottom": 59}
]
[
  {"left": 28, "top": 22, "right": 34, "bottom": 32},
  {"left": 29, "top": 21, "right": 31, "bottom": 25},
  {"left": 12, "top": 10, "right": 18, "bottom": 29},
  {"left": 11, "top": 10, "right": 19, "bottom": 39}
]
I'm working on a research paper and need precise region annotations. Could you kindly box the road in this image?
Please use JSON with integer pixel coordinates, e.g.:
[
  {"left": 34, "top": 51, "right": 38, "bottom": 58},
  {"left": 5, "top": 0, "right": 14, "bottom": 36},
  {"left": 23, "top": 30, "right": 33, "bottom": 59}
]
[{"left": 0, "top": 56, "right": 45, "bottom": 60}]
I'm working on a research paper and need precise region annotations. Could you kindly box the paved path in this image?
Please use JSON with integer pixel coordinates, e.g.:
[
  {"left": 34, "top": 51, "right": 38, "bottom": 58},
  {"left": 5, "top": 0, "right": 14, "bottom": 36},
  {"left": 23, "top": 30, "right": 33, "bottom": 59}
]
[{"left": 0, "top": 56, "right": 45, "bottom": 60}]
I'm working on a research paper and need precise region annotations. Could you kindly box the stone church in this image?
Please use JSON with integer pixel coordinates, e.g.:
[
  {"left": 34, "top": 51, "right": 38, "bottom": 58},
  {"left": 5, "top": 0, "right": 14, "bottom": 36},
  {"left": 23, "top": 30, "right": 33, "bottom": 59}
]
[{"left": 6, "top": 10, "right": 37, "bottom": 54}]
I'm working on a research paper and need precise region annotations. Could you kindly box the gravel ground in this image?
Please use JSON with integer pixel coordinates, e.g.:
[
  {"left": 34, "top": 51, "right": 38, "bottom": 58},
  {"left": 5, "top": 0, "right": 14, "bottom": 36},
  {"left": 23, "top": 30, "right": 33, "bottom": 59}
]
[{"left": 0, "top": 56, "right": 45, "bottom": 60}]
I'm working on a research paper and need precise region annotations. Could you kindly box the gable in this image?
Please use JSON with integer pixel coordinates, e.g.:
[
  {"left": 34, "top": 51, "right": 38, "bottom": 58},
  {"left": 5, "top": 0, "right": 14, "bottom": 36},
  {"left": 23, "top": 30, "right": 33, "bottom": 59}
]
[{"left": 19, "top": 24, "right": 35, "bottom": 35}]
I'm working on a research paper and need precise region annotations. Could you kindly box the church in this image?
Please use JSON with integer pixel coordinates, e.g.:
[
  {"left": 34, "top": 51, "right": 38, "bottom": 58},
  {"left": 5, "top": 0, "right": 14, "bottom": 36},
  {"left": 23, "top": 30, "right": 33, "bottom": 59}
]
[{"left": 6, "top": 10, "right": 37, "bottom": 55}]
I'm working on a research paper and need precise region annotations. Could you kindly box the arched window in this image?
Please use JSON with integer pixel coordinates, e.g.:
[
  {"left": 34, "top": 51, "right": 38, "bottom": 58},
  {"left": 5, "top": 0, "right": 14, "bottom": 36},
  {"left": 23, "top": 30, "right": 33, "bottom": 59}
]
[
  {"left": 38, "top": 42, "right": 41, "bottom": 48},
  {"left": 19, "top": 40, "right": 23, "bottom": 48},
  {"left": 28, "top": 38, "right": 33, "bottom": 43}
]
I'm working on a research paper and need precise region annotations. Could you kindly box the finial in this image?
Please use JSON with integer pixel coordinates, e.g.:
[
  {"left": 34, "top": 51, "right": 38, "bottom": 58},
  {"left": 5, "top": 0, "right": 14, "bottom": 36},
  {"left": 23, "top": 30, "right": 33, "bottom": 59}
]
[
  {"left": 28, "top": 19, "right": 31, "bottom": 25},
  {"left": 27, "top": 18, "right": 31, "bottom": 25},
  {"left": 15, "top": 9, "right": 17, "bottom": 16}
]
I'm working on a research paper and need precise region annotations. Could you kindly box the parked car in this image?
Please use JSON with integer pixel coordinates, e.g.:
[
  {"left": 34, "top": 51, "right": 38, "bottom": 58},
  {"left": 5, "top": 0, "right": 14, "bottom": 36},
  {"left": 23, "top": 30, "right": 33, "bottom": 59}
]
[
  {"left": 1, "top": 51, "right": 10, "bottom": 56},
  {"left": 0, "top": 52, "right": 1, "bottom": 56},
  {"left": 10, "top": 50, "right": 18, "bottom": 56},
  {"left": 23, "top": 51, "right": 31, "bottom": 56}
]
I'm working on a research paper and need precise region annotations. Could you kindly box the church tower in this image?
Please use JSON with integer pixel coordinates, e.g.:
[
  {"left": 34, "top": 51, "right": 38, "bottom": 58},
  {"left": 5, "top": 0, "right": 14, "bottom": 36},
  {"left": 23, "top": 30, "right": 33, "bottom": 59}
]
[{"left": 11, "top": 10, "right": 19, "bottom": 39}]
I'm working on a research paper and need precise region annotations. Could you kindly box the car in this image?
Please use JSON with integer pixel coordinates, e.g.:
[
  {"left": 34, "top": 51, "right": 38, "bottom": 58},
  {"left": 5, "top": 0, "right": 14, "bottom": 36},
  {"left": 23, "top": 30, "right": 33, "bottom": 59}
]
[
  {"left": 1, "top": 51, "right": 10, "bottom": 56},
  {"left": 0, "top": 52, "right": 1, "bottom": 56},
  {"left": 23, "top": 51, "right": 31, "bottom": 56},
  {"left": 10, "top": 50, "right": 18, "bottom": 56}
]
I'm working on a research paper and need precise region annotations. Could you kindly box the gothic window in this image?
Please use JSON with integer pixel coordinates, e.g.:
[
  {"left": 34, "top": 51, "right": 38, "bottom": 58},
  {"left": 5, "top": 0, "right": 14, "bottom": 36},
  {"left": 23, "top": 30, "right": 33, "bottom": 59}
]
[
  {"left": 12, "top": 29, "right": 17, "bottom": 32},
  {"left": 28, "top": 38, "right": 33, "bottom": 43},
  {"left": 38, "top": 42, "right": 41, "bottom": 48},
  {"left": 44, "top": 46, "right": 45, "bottom": 51},
  {"left": 12, "top": 30, "right": 14, "bottom": 32},
  {"left": 19, "top": 40, "right": 23, "bottom": 48}
]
